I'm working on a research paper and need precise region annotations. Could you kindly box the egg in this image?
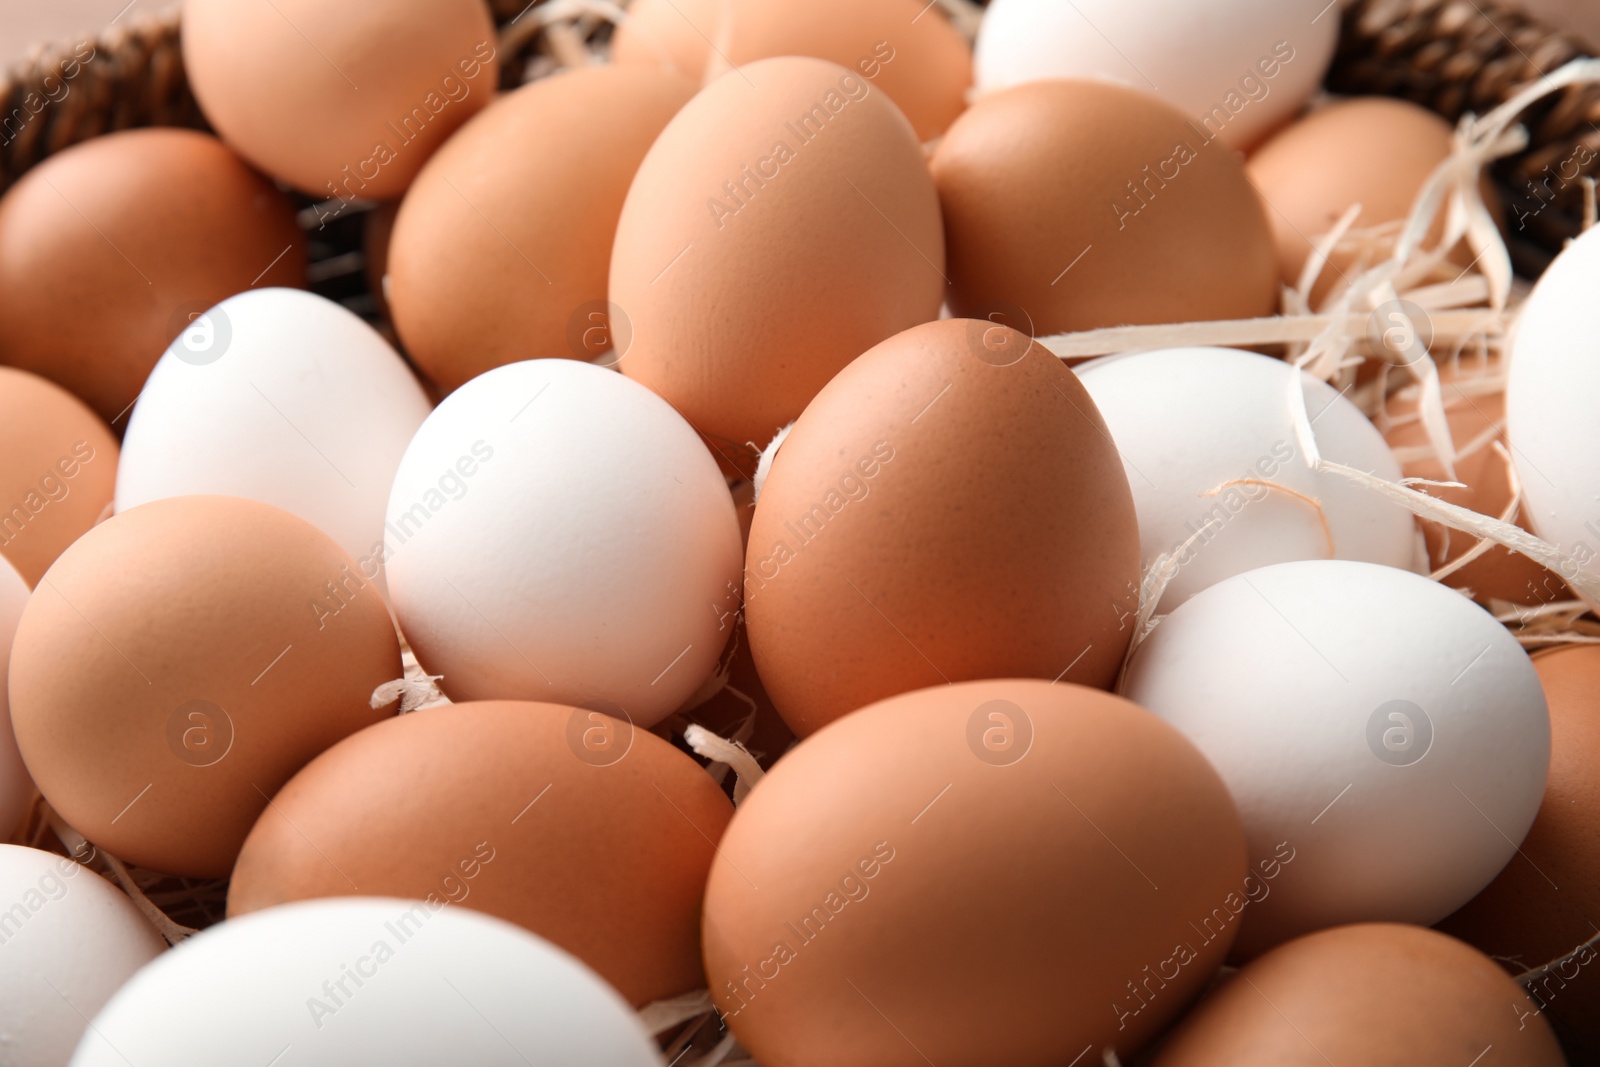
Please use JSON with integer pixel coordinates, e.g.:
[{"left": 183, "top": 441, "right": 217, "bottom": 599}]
[
  {"left": 611, "top": 56, "right": 944, "bottom": 473},
  {"left": 181, "top": 0, "right": 498, "bottom": 199},
  {"left": 389, "top": 66, "right": 694, "bottom": 394},
  {"left": 1383, "top": 366, "right": 1563, "bottom": 605},
  {"left": 0, "top": 128, "right": 305, "bottom": 422},
  {"left": 930, "top": 80, "right": 1278, "bottom": 338},
  {"left": 974, "top": 0, "right": 1337, "bottom": 150},
  {"left": 0, "top": 367, "right": 118, "bottom": 587},
  {"left": 228, "top": 699, "right": 732, "bottom": 1006},
  {"left": 9, "top": 497, "right": 401, "bottom": 877},
  {"left": 0, "top": 844, "right": 167, "bottom": 1067},
  {"left": 115, "top": 289, "right": 432, "bottom": 589},
  {"left": 1439, "top": 644, "right": 1600, "bottom": 1058},
  {"left": 745, "top": 319, "right": 1139, "bottom": 737},
  {"left": 0, "top": 557, "right": 33, "bottom": 837},
  {"left": 1150, "top": 924, "right": 1565, "bottom": 1065},
  {"left": 70, "top": 898, "right": 662, "bottom": 1066},
  {"left": 703, "top": 679, "right": 1247, "bottom": 1066},
  {"left": 1123, "top": 559, "right": 1550, "bottom": 956},
  {"left": 615, "top": 0, "right": 972, "bottom": 140},
  {"left": 1507, "top": 223, "right": 1600, "bottom": 608},
  {"left": 1077, "top": 347, "right": 1415, "bottom": 609},
  {"left": 1247, "top": 97, "right": 1469, "bottom": 301},
  {"left": 384, "top": 359, "right": 742, "bottom": 726}
]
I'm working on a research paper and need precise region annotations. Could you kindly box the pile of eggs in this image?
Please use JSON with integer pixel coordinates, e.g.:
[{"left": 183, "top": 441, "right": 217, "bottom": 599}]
[{"left": 1, "top": 0, "right": 1598, "bottom": 1063}]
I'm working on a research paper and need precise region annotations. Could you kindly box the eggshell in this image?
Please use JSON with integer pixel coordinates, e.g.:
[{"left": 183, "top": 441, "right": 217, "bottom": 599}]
[
  {"left": 1439, "top": 644, "right": 1600, "bottom": 1058},
  {"left": 0, "top": 844, "right": 167, "bottom": 1067},
  {"left": 0, "top": 128, "right": 305, "bottom": 422},
  {"left": 930, "top": 80, "right": 1278, "bottom": 338},
  {"left": 1506, "top": 223, "right": 1600, "bottom": 608},
  {"left": 1247, "top": 97, "right": 1468, "bottom": 301},
  {"left": 70, "top": 898, "right": 662, "bottom": 1067},
  {"left": 1383, "top": 368, "right": 1563, "bottom": 605},
  {"left": 181, "top": 0, "right": 499, "bottom": 199},
  {"left": 745, "top": 319, "right": 1139, "bottom": 737},
  {"left": 389, "top": 66, "right": 694, "bottom": 394},
  {"left": 228, "top": 699, "right": 732, "bottom": 1006},
  {"left": 1150, "top": 924, "right": 1565, "bottom": 1066},
  {"left": 611, "top": 56, "right": 944, "bottom": 472},
  {"left": 1077, "top": 347, "right": 1414, "bottom": 609},
  {"left": 703, "top": 679, "right": 1247, "bottom": 1066},
  {"left": 1123, "top": 559, "right": 1550, "bottom": 956},
  {"left": 610, "top": 0, "right": 719, "bottom": 80},
  {"left": 9, "top": 497, "right": 401, "bottom": 878},
  {"left": 0, "top": 557, "right": 34, "bottom": 837},
  {"left": 115, "top": 289, "right": 432, "bottom": 589},
  {"left": 0, "top": 366, "right": 118, "bottom": 587},
  {"left": 384, "top": 360, "right": 742, "bottom": 727},
  {"left": 974, "top": 0, "right": 1337, "bottom": 150}
]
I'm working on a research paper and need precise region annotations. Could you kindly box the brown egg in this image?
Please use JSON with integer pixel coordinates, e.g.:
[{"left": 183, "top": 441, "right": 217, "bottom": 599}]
[
  {"left": 610, "top": 0, "right": 720, "bottom": 81},
  {"left": 1438, "top": 644, "right": 1600, "bottom": 1059},
  {"left": 931, "top": 79, "right": 1278, "bottom": 339},
  {"left": 8, "top": 497, "right": 400, "bottom": 877},
  {"left": 228, "top": 699, "right": 734, "bottom": 1006},
  {"left": 745, "top": 319, "right": 1139, "bottom": 737},
  {"left": 703, "top": 679, "right": 1248, "bottom": 1067},
  {"left": 0, "top": 368, "right": 118, "bottom": 587},
  {"left": 182, "top": 0, "right": 499, "bottom": 199},
  {"left": 1383, "top": 367, "right": 1564, "bottom": 605},
  {"left": 612, "top": 56, "right": 945, "bottom": 476},
  {"left": 0, "top": 129, "right": 305, "bottom": 422},
  {"left": 389, "top": 66, "right": 695, "bottom": 394},
  {"left": 1247, "top": 97, "right": 1467, "bottom": 302},
  {"left": 1151, "top": 924, "right": 1565, "bottom": 1065}
]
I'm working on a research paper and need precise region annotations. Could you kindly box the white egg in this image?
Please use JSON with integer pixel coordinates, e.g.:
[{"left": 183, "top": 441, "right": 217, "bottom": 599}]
[
  {"left": 0, "top": 556, "right": 32, "bottom": 837},
  {"left": 70, "top": 897, "right": 662, "bottom": 1066},
  {"left": 384, "top": 359, "right": 742, "bottom": 726},
  {"left": 1078, "top": 347, "right": 1414, "bottom": 609},
  {"left": 115, "top": 288, "right": 431, "bottom": 589},
  {"left": 1122, "top": 560, "right": 1549, "bottom": 956},
  {"left": 1506, "top": 224, "right": 1600, "bottom": 608},
  {"left": 974, "top": 0, "right": 1337, "bottom": 149},
  {"left": 0, "top": 843, "right": 166, "bottom": 1067}
]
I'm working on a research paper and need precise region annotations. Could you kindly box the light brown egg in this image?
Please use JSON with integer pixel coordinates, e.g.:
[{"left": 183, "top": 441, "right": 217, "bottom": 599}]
[
  {"left": 1247, "top": 97, "right": 1467, "bottom": 302},
  {"left": 181, "top": 0, "right": 499, "bottom": 199},
  {"left": 703, "top": 679, "right": 1248, "bottom": 1067},
  {"left": 0, "top": 368, "right": 118, "bottom": 587},
  {"left": 0, "top": 129, "right": 305, "bottom": 422},
  {"left": 930, "top": 78, "right": 1278, "bottom": 339},
  {"left": 612, "top": 56, "right": 945, "bottom": 476},
  {"left": 1438, "top": 644, "right": 1600, "bottom": 1060},
  {"left": 613, "top": 0, "right": 971, "bottom": 140},
  {"left": 1383, "top": 368, "right": 1564, "bottom": 605},
  {"left": 228, "top": 699, "right": 734, "bottom": 1006},
  {"left": 1151, "top": 924, "right": 1565, "bottom": 1065},
  {"left": 389, "top": 66, "right": 695, "bottom": 395},
  {"left": 745, "top": 319, "right": 1139, "bottom": 737},
  {"left": 8, "top": 497, "right": 400, "bottom": 877}
]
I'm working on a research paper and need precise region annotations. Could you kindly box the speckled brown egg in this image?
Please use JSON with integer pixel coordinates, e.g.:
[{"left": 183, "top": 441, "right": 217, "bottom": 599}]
[
  {"left": 182, "top": 0, "right": 498, "bottom": 199},
  {"left": 1247, "top": 97, "right": 1473, "bottom": 303},
  {"left": 1151, "top": 924, "right": 1565, "bottom": 1066},
  {"left": 389, "top": 65, "right": 694, "bottom": 395},
  {"left": 931, "top": 78, "right": 1278, "bottom": 338},
  {"left": 0, "top": 128, "right": 305, "bottom": 422},
  {"left": 1383, "top": 364, "right": 1565, "bottom": 605},
  {"left": 8, "top": 496, "right": 400, "bottom": 878},
  {"left": 0, "top": 368, "right": 118, "bottom": 587},
  {"left": 227, "top": 699, "right": 734, "bottom": 1006},
  {"left": 703, "top": 679, "right": 1248, "bottom": 1067},
  {"left": 1438, "top": 644, "right": 1600, "bottom": 1059},
  {"left": 612, "top": 56, "right": 945, "bottom": 475},
  {"left": 745, "top": 318, "right": 1139, "bottom": 737}
]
